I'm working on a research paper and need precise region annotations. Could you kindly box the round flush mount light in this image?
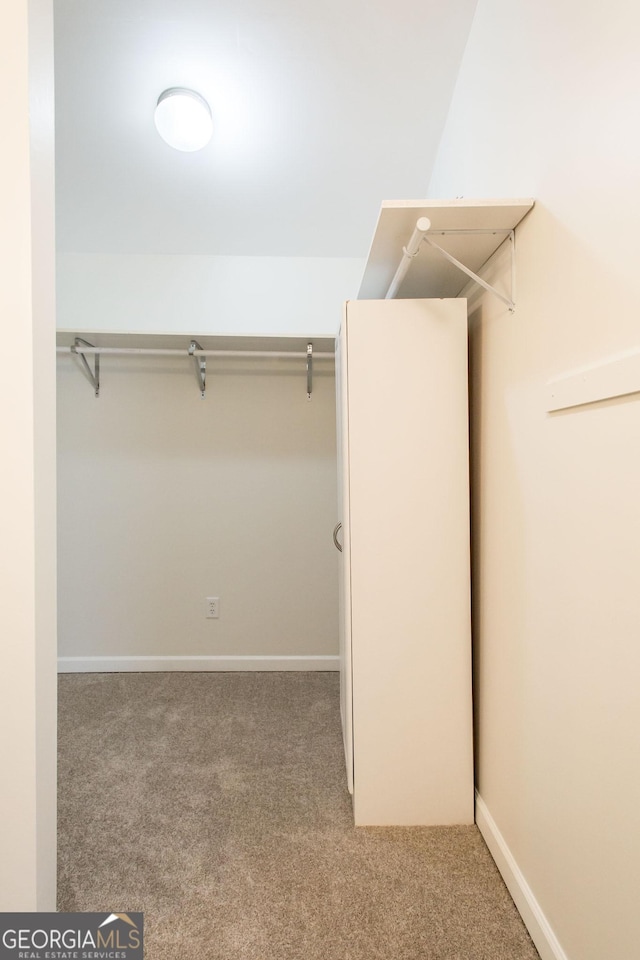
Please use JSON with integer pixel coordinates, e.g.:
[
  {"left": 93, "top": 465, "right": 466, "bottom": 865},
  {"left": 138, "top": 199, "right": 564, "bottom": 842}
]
[{"left": 154, "top": 88, "right": 213, "bottom": 152}]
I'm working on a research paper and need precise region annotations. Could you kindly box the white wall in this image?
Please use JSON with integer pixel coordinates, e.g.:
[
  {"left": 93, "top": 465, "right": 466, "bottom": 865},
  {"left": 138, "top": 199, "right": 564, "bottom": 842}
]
[
  {"left": 429, "top": 2, "right": 640, "bottom": 959},
  {"left": 57, "top": 253, "right": 364, "bottom": 337},
  {"left": 0, "top": 0, "right": 57, "bottom": 910},
  {"left": 56, "top": 249, "right": 353, "bottom": 671},
  {"left": 57, "top": 351, "right": 339, "bottom": 669}
]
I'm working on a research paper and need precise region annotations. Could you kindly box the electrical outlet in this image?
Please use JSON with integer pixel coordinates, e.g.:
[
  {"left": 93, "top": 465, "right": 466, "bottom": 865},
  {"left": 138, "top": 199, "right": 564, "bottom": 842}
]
[{"left": 206, "top": 597, "right": 219, "bottom": 619}]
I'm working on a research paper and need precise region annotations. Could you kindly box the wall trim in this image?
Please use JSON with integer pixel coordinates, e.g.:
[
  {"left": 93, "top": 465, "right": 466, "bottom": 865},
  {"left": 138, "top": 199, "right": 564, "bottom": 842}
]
[
  {"left": 475, "top": 791, "right": 569, "bottom": 960},
  {"left": 58, "top": 655, "right": 339, "bottom": 673}
]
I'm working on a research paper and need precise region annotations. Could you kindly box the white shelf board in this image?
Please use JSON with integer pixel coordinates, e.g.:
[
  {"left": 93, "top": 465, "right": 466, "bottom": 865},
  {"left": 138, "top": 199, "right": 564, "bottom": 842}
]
[
  {"left": 358, "top": 198, "right": 534, "bottom": 300},
  {"left": 56, "top": 331, "right": 335, "bottom": 355}
]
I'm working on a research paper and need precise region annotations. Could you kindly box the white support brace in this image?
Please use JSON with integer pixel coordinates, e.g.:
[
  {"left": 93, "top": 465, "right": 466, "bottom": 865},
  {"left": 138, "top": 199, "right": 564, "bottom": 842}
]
[
  {"left": 386, "top": 218, "right": 517, "bottom": 313},
  {"left": 423, "top": 232, "right": 515, "bottom": 313}
]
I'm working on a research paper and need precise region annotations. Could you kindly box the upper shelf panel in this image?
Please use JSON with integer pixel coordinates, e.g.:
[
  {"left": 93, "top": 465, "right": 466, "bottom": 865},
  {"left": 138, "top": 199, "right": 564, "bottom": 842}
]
[{"left": 357, "top": 198, "right": 534, "bottom": 300}]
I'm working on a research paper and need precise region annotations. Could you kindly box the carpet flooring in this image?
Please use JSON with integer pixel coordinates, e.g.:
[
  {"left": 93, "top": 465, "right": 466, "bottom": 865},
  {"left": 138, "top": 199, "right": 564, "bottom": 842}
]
[{"left": 58, "top": 672, "right": 540, "bottom": 959}]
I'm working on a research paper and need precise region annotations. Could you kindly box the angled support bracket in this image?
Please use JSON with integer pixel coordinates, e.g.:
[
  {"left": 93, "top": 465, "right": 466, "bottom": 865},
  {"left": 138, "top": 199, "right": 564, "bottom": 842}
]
[
  {"left": 71, "top": 337, "right": 100, "bottom": 397},
  {"left": 423, "top": 229, "right": 516, "bottom": 313},
  {"left": 189, "top": 340, "right": 206, "bottom": 398},
  {"left": 306, "top": 343, "right": 313, "bottom": 400}
]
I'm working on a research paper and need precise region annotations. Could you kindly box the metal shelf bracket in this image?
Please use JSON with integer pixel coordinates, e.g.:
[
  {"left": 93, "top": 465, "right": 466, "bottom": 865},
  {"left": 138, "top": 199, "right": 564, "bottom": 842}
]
[
  {"left": 71, "top": 337, "right": 100, "bottom": 397},
  {"left": 189, "top": 339, "right": 206, "bottom": 398},
  {"left": 423, "top": 228, "right": 516, "bottom": 314},
  {"left": 306, "top": 343, "right": 313, "bottom": 400}
]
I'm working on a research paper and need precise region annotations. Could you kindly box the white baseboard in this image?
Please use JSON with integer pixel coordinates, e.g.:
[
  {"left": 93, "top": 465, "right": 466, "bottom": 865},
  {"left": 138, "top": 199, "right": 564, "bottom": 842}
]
[
  {"left": 58, "top": 655, "right": 339, "bottom": 673},
  {"left": 475, "top": 791, "right": 568, "bottom": 960}
]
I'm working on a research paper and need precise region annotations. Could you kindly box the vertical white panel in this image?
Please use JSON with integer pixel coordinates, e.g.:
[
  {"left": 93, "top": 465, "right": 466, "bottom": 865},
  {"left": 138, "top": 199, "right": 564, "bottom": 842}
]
[
  {"left": 345, "top": 298, "right": 473, "bottom": 826},
  {"left": 336, "top": 311, "right": 353, "bottom": 793},
  {"left": 0, "top": 0, "right": 56, "bottom": 909}
]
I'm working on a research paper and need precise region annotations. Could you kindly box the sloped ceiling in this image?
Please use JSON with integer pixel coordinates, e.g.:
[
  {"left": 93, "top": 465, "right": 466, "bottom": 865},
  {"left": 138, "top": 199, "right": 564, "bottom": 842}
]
[{"left": 54, "top": 0, "right": 477, "bottom": 258}]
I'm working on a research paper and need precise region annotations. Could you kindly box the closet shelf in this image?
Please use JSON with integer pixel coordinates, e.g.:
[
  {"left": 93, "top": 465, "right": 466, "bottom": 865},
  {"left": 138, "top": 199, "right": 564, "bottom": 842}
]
[
  {"left": 357, "top": 198, "right": 534, "bottom": 310},
  {"left": 56, "top": 332, "right": 335, "bottom": 400},
  {"left": 56, "top": 331, "right": 335, "bottom": 354}
]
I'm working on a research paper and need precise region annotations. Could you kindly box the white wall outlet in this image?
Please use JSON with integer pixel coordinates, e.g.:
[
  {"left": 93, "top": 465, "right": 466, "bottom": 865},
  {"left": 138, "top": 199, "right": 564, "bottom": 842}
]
[{"left": 206, "top": 596, "right": 219, "bottom": 619}]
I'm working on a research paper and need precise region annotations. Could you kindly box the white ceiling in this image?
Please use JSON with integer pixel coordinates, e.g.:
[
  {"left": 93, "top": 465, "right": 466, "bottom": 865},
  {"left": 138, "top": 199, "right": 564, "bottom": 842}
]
[{"left": 54, "top": 0, "right": 478, "bottom": 258}]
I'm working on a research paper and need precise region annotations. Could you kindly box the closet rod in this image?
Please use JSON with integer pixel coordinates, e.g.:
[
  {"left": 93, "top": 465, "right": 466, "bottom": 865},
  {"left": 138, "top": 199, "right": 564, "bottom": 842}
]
[
  {"left": 57, "top": 346, "right": 334, "bottom": 359},
  {"left": 385, "top": 216, "right": 432, "bottom": 300}
]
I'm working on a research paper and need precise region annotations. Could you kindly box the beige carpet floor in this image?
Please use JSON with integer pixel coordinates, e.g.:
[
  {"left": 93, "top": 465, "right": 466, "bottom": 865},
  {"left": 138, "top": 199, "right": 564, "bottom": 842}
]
[{"left": 58, "top": 672, "right": 540, "bottom": 959}]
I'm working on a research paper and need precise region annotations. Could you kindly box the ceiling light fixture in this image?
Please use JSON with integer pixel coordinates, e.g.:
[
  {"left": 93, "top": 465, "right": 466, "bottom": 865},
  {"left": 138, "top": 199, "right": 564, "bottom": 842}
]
[{"left": 154, "top": 87, "right": 213, "bottom": 152}]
